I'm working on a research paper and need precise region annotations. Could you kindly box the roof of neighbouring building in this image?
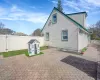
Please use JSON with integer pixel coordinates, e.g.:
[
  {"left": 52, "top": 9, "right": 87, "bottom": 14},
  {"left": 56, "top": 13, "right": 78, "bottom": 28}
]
[{"left": 28, "top": 39, "right": 40, "bottom": 44}]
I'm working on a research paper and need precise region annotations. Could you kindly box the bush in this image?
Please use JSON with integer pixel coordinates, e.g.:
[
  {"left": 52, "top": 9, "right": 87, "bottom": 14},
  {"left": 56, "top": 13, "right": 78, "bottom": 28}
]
[
  {"left": 95, "top": 38, "right": 100, "bottom": 40},
  {"left": 81, "top": 47, "right": 87, "bottom": 52}
]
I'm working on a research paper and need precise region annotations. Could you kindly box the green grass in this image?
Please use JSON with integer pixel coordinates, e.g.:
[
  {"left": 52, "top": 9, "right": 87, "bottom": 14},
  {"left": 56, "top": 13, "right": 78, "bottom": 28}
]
[
  {"left": 0, "top": 46, "right": 48, "bottom": 58},
  {"left": 81, "top": 47, "right": 87, "bottom": 52},
  {"left": 1, "top": 49, "right": 28, "bottom": 57},
  {"left": 40, "top": 46, "right": 49, "bottom": 50}
]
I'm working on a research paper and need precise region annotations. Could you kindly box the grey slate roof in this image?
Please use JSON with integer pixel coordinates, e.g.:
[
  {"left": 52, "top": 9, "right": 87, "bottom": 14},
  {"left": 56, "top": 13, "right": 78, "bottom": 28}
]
[{"left": 28, "top": 39, "right": 39, "bottom": 44}]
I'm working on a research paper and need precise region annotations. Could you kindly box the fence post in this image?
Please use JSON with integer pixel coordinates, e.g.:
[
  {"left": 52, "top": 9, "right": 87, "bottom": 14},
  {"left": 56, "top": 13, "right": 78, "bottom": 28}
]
[{"left": 6, "top": 35, "right": 8, "bottom": 52}]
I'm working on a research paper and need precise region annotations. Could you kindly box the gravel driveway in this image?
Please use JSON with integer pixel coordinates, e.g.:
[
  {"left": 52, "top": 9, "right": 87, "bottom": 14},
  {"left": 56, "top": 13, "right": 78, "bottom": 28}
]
[{"left": 0, "top": 47, "right": 97, "bottom": 80}]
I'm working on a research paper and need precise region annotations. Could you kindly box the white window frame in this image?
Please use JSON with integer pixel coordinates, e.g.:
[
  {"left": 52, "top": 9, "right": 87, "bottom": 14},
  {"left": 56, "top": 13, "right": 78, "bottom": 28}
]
[{"left": 61, "top": 30, "right": 68, "bottom": 41}]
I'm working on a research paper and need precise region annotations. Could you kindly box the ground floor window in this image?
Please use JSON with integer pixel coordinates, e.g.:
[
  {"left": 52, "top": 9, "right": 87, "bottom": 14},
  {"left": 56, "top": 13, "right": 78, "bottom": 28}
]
[{"left": 62, "top": 30, "right": 68, "bottom": 41}]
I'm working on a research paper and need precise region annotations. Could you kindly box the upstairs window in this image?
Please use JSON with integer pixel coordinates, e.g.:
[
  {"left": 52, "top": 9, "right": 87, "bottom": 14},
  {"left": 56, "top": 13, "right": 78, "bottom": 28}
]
[
  {"left": 62, "top": 30, "right": 68, "bottom": 41},
  {"left": 46, "top": 32, "right": 49, "bottom": 41},
  {"left": 52, "top": 13, "right": 57, "bottom": 24}
]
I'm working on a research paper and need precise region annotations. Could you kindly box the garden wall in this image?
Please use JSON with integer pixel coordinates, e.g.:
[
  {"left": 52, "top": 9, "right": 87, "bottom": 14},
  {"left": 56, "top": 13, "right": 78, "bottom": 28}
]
[{"left": 0, "top": 35, "right": 44, "bottom": 52}]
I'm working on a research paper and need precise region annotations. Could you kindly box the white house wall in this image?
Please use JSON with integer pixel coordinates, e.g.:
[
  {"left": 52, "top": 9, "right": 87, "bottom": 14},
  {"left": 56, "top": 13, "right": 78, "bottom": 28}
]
[
  {"left": 68, "top": 14, "right": 86, "bottom": 27},
  {"left": 78, "top": 30, "right": 89, "bottom": 51},
  {"left": 42, "top": 10, "right": 78, "bottom": 51}
]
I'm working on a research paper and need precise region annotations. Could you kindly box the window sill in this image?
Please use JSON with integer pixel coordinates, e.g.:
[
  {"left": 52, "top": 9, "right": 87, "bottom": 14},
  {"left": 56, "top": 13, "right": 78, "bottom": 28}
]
[
  {"left": 46, "top": 40, "right": 49, "bottom": 41},
  {"left": 52, "top": 22, "right": 57, "bottom": 24},
  {"left": 62, "top": 39, "right": 68, "bottom": 41}
]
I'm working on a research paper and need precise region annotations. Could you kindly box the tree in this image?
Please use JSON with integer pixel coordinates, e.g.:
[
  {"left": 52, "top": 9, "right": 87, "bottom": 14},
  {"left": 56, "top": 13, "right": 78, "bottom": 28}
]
[
  {"left": 89, "top": 20, "right": 100, "bottom": 40},
  {"left": 0, "top": 22, "right": 15, "bottom": 35},
  {"left": 32, "top": 29, "right": 41, "bottom": 36},
  {"left": 96, "top": 21, "right": 100, "bottom": 37},
  {"left": 13, "top": 32, "right": 27, "bottom": 36},
  {"left": 0, "top": 28, "right": 15, "bottom": 35},
  {"left": 0, "top": 22, "right": 5, "bottom": 29},
  {"left": 57, "top": 0, "right": 63, "bottom": 12},
  {"left": 96, "top": 20, "right": 100, "bottom": 28}
]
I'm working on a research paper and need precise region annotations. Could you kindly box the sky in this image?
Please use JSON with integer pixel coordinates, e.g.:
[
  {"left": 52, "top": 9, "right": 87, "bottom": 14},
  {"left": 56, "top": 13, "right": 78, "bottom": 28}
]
[{"left": 0, "top": 0, "right": 100, "bottom": 35}]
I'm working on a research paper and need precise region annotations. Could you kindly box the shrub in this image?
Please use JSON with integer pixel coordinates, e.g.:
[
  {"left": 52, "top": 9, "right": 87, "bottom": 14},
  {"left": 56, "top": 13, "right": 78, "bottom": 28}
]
[{"left": 81, "top": 47, "right": 87, "bottom": 52}]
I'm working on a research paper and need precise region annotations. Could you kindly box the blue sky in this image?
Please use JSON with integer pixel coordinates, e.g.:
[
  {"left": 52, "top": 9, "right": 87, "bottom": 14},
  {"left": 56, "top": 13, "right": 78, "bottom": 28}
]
[{"left": 0, "top": 0, "right": 100, "bottom": 35}]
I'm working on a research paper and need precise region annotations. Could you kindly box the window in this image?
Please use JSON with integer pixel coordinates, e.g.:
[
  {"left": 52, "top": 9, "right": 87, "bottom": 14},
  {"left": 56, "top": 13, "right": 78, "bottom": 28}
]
[
  {"left": 32, "top": 45, "right": 34, "bottom": 48},
  {"left": 52, "top": 13, "right": 57, "bottom": 24},
  {"left": 62, "top": 30, "right": 68, "bottom": 41},
  {"left": 46, "top": 32, "right": 49, "bottom": 41}
]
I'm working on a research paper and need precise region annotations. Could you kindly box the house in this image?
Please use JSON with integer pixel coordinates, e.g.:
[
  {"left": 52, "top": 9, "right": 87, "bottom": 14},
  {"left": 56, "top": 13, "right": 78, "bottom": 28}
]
[
  {"left": 42, "top": 7, "right": 90, "bottom": 53},
  {"left": 28, "top": 39, "right": 40, "bottom": 56}
]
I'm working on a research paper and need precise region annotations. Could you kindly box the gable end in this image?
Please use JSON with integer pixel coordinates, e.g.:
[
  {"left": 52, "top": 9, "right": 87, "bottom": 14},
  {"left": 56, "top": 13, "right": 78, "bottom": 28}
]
[{"left": 41, "top": 7, "right": 89, "bottom": 33}]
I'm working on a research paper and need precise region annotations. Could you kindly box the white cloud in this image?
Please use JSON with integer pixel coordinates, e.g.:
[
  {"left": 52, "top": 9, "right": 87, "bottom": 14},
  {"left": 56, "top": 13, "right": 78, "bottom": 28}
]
[
  {"left": 91, "top": 10, "right": 100, "bottom": 14},
  {"left": 52, "top": 0, "right": 57, "bottom": 4},
  {"left": 86, "top": 0, "right": 100, "bottom": 6},
  {"left": 0, "top": 5, "right": 48, "bottom": 24},
  {"left": 0, "top": 7, "right": 5, "bottom": 12},
  {"left": 62, "top": 0, "right": 100, "bottom": 14},
  {"left": 0, "top": 7, "right": 7, "bottom": 16},
  {"left": 63, "top": 1, "right": 81, "bottom": 11},
  {"left": 86, "top": 23, "right": 90, "bottom": 27},
  {"left": 51, "top": 0, "right": 58, "bottom": 6},
  {"left": 11, "top": 5, "right": 23, "bottom": 12}
]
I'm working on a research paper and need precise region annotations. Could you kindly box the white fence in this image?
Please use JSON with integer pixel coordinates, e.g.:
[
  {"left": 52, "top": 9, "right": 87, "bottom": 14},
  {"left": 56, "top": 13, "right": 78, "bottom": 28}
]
[
  {"left": 91, "top": 40, "right": 100, "bottom": 45},
  {"left": 0, "top": 35, "right": 44, "bottom": 52}
]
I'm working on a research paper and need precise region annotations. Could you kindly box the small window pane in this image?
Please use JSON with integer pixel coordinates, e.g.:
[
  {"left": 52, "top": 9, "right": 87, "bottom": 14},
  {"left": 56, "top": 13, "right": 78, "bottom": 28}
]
[
  {"left": 63, "top": 36, "right": 68, "bottom": 39},
  {"left": 63, "top": 31, "right": 68, "bottom": 35},
  {"left": 53, "top": 15, "right": 56, "bottom": 18}
]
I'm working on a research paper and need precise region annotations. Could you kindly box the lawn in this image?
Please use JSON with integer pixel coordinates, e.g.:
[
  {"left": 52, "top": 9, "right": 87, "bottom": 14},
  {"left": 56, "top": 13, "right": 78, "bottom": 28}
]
[
  {"left": 40, "top": 46, "right": 48, "bottom": 50},
  {"left": 0, "top": 46, "right": 48, "bottom": 58},
  {"left": 2, "top": 49, "right": 28, "bottom": 57}
]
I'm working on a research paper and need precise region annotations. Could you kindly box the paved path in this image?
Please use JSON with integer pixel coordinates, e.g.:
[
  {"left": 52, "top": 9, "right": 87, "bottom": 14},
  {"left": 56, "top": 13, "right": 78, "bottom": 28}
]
[
  {"left": 0, "top": 48, "right": 97, "bottom": 80},
  {"left": 95, "top": 44, "right": 100, "bottom": 80},
  {"left": 83, "top": 44, "right": 99, "bottom": 61}
]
